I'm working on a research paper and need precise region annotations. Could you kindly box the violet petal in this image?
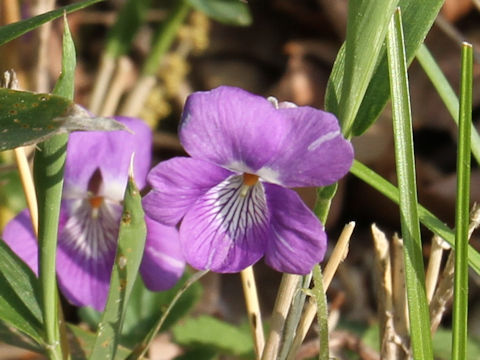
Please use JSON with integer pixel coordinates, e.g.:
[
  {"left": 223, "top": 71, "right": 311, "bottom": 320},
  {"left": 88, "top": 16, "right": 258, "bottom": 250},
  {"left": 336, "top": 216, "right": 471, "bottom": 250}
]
[
  {"left": 179, "top": 174, "right": 269, "bottom": 272},
  {"left": 140, "top": 215, "right": 185, "bottom": 291},
  {"left": 64, "top": 116, "right": 152, "bottom": 199},
  {"left": 2, "top": 209, "right": 38, "bottom": 275},
  {"left": 179, "top": 86, "right": 290, "bottom": 172},
  {"left": 264, "top": 184, "right": 326, "bottom": 274},
  {"left": 144, "top": 157, "right": 232, "bottom": 226},
  {"left": 265, "top": 106, "right": 354, "bottom": 187}
]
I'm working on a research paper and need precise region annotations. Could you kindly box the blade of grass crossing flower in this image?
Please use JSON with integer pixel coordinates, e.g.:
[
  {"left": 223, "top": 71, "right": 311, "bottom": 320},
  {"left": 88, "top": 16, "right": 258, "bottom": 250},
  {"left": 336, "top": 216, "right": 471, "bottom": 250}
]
[
  {"left": 0, "top": 0, "right": 103, "bottom": 46},
  {"left": 337, "top": 0, "right": 399, "bottom": 136},
  {"left": 416, "top": 44, "right": 480, "bottom": 165},
  {"left": 387, "top": 9, "right": 433, "bottom": 359},
  {"left": 350, "top": 160, "right": 480, "bottom": 275},
  {"left": 452, "top": 42, "right": 473, "bottom": 360},
  {"left": 34, "top": 15, "right": 75, "bottom": 360},
  {"left": 88, "top": 172, "right": 147, "bottom": 360}
]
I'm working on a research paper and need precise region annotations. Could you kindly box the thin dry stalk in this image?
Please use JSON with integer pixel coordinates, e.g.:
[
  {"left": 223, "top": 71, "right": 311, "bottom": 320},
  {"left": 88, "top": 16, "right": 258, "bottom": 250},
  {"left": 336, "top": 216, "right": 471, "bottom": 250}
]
[
  {"left": 286, "top": 222, "right": 355, "bottom": 360},
  {"left": 430, "top": 250, "right": 454, "bottom": 334},
  {"left": 34, "top": 0, "right": 56, "bottom": 92},
  {"left": 262, "top": 274, "right": 300, "bottom": 360},
  {"left": 240, "top": 266, "right": 265, "bottom": 359},
  {"left": 430, "top": 204, "right": 480, "bottom": 333},
  {"left": 425, "top": 235, "right": 447, "bottom": 303},
  {"left": 371, "top": 224, "right": 398, "bottom": 360},
  {"left": 119, "top": 75, "right": 157, "bottom": 116},
  {"left": 89, "top": 54, "right": 117, "bottom": 114},
  {"left": 391, "top": 234, "right": 409, "bottom": 354},
  {"left": 99, "top": 56, "right": 134, "bottom": 116},
  {"left": 1, "top": 71, "right": 38, "bottom": 236}
]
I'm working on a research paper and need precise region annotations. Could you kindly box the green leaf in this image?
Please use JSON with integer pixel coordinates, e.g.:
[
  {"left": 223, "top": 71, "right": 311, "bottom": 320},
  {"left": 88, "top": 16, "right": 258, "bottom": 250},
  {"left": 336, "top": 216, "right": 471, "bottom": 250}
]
[
  {"left": 0, "top": 239, "right": 43, "bottom": 343},
  {"left": 452, "top": 42, "right": 473, "bottom": 360},
  {"left": 387, "top": 9, "right": 432, "bottom": 359},
  {"left": 0, "top": 89, "right": 128, "bottom": 151},
  {"left": 0, "top": 240, "right": 42, "bottom": 322},
  {"left": 106, "top": 0, "right": 152, "bottom": 58},
  {"left": 186, "top": 0, "right": 252, "bottom": 26},
  {"left": 67, "top": 325, "right": 132, "bottom": 360},
  {"left": 88, "top": 175, "right": 147, "bottom": 360},
  {"left": 335, "top": 0, "right": 399, "bottom": 135},
  {"left": 0, "top": 320, "right": 43, "bottom": 353},
  {"left": 350, "top": 160, "right": 480, "bottom": 275},
  {"left": 172, "top": 316, "right": 254, "bottom": 357},
  {"left": 351, "top": 0, "right": 444, "bottom": 136},
  {"left": 0, "top": 0, "right": 103, "bottom": 47},
  {"left": 325, "top": 0, "right": 444, "bottom": 135}
]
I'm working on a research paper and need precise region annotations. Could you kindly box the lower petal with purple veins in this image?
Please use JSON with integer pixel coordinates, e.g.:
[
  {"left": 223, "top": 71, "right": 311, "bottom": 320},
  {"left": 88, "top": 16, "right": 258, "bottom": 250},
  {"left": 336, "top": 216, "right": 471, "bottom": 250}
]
[
  {"left": 263, "top": 184, "right": 326, "bottom": 274},
  {"left": 140, "top": 215, "right": 185, "bottom": 291},
  {"left": 56, "top": 199, "right": 122, "bottom": 311},
  {"left": 144, "top": 157, "right": 233, "bottom": 226},
  {"left": 180, "top": 175, "right": 270, "bottom": 273}
]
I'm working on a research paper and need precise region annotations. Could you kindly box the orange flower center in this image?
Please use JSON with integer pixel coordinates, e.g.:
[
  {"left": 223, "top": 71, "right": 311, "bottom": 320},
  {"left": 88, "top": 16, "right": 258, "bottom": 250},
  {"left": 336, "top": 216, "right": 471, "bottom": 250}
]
[
  {"left": 89, "top": 195, "right": 104, "bottom": 209},
  {"left": 243, "top": 173, "right": 259, "bottom": 186}
]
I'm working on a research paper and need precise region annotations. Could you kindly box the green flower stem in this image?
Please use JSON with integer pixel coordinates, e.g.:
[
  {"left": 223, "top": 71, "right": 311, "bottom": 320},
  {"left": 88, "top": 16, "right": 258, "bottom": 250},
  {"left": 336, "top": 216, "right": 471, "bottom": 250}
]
[
  {"left": 34, "top": 134, "right": 68, "bottom": 360},
  {"left": 387, "top": 9, "right": 432, "bottom": 359},
  {"left": 452, "top": 42, "right": 473, "bottom": 360}
]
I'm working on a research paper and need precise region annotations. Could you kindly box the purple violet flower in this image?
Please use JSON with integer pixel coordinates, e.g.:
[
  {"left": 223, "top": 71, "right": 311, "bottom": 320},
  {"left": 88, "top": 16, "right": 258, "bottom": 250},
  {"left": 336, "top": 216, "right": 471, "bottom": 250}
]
[
  {"left": 2, "top": 117, "right": 185, "bottom": 311},
  {"left": 143, "top": 86, "right": 354, "bottom": 274}
]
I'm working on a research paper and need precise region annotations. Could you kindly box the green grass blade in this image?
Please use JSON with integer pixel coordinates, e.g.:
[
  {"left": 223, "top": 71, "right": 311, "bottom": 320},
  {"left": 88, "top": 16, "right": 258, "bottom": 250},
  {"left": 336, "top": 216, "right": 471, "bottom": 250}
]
[
  {"left": 387, "top": 10, "right": 433, "bottom": 359},
  {"left": 105, "top": 0, "right": 151, "bottom": 58},
  {"left": 452, "top": 42, "right": 473, "bottom": 360},
  {"left": 88, "top": 174, "right": 147, "bottom": 360},
  {"left": 416, "top": 44, "right": 480, "bottom": 165},
  {"left": 0, "top": 0, "right": 103, "bottom": 46},
  {"left": 336, "top": 0, "right": 399, "bottom": 136},
  {"left": 350, "top": 160, "right": 480, "bottom": 275},
  {"left": 312, "top": 265, "right": 329, "bottom": 360},
  {"left": 34, "top": 16, "right": 76, "bottom": 360}
]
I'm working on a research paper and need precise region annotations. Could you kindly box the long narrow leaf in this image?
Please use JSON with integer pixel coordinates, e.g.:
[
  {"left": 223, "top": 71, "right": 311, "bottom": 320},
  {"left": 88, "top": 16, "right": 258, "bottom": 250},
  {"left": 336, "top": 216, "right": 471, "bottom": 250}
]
[
  {"left": 350, "top": 160, "right": 480, "bottom": 274},
  {"left": 416, "top": 44, "right": 480, "bottom": 165},
  {"left": 88, "top": 173, "right": 147, "bottom": 360},
  {"left": 336, "top": 0, "right": 399, "bottom": 135},
  {"left": 387, "top": 10, "right": 433, "bottom": 359},
  {"left": 34, "top": 16, "right": 76, "bottom": 360},
  {"left": 0, "top": 0, "right": 103, "bottom": 46},
  {"left": 452, "top": 42, "right": 473, "bottom": 360}
]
